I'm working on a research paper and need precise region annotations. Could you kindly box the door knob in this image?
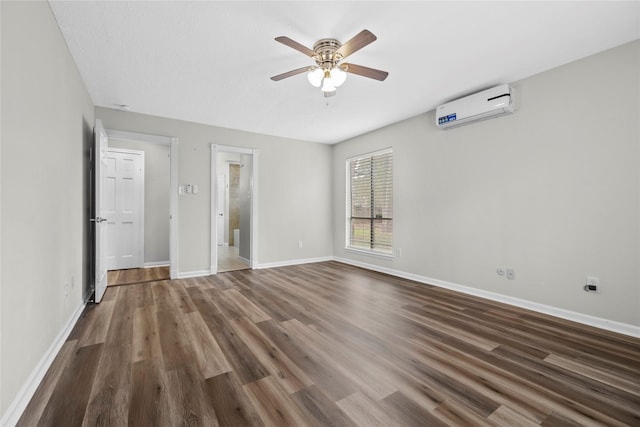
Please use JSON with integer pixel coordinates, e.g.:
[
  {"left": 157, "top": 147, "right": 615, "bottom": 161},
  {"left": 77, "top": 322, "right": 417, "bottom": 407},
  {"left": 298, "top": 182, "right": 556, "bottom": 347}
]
[{"left": 90, "top": 217, "right": 107, "bottom": 223}]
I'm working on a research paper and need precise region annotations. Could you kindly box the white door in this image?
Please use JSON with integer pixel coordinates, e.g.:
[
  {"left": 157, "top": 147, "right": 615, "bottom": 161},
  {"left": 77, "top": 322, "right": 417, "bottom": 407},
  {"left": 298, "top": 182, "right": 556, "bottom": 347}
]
[
  {"left": 105, "top": 149, "right": 144, "bottom": 270},
  {"left": 217, "top": 174, "right": 225, "bottom": 245},
  {"left": 93, "top": 120, "right": 108, "bottom": 303}
]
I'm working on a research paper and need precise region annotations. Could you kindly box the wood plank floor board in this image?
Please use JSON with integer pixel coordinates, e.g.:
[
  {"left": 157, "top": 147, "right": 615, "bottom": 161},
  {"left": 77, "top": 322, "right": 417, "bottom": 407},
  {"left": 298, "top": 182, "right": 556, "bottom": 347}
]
[
  {"left": 257, "top": 320, "right": 359, "bottom": 401},
  {"left": 81, "top": 342, "right": 132, "bottom": 427},
  {"left": 404, "top": 335, "right": 550, "bottom": 423},
  {"left": 299, "top": 323, "right": 400, "bottom": 401},
  {"left": 203, "top": 371, "right": 265, "bottom": 427},
  {"left": 30, "top": 343, "right": 103, "bottom": 427},
  {"left": 168, "top": 282, "right": 198, "bottom": 314},
  {"left": 420, "top": 333, "right": 620, "bottom": 426},
  {"left": 150, "top": 281, "right": 175, "bottom": 313},
  {"left": 243, "top": 376, "right": 320, "bottom": 427},
  {"left": 71, "top": 299, "right": 116, "bottom": 348},
  {"left": 443, "top": 335, "right": 636, "bottom": 426},
  {"left": 17, "top": 261, "right": 640, "bottom": 426},
  {"left": 236, "top": 287, "right": 296, "bottom": 323},
  {"left": 14, "top": 340, "right": 77, "bottom": 426},
  {"left": 208, "top": 288, "right": 246, "bottom": 320},
  {"left": 379, "top": 391, "right": 450, "bottom": 427},
  {"left": 336, "top": 391, "right": 403, "bottom": 427},
  {"left": 104, "top": 285, "right": 139, "bottom": 348},
  {"left": 291, "top": 385, "right": 359, "bottom": 427},
  {"left": 543, "top": 353, "right": 640, "bottom": 395},
  {"left": 155, "top": 305, "right": 196, "bottom": 371},
  {"left": 127, "top": 358, "right": 171, "bottom": 426},
  {"left": 189, "top": 290, "right": 270, "bottom": 385},
  {"left": 489, "top": 346, "right": 640, "bottom": 426},
  {"left": 403, "top": 302, "right": 552, "bottom": 359},
  {"left": 235, "top": 275, "right": 318, "bottom": 324},
  {"left": 108, "top": 266, "right": 170, "bottom": 287},
  {"left": 132, "top": 304, "right": 162, "bottom": 364},
  {"left": 224, "top": 288, "right": 271, "bottom": 323},
  {"left": 183, "top": 311, "right": 233, "bottom": 379},
  {"left": 165, "top": 364, "right": 219, "bottom": 426},
  {"left": 229, "top": 316, "right": 313, "bottom": 394}
]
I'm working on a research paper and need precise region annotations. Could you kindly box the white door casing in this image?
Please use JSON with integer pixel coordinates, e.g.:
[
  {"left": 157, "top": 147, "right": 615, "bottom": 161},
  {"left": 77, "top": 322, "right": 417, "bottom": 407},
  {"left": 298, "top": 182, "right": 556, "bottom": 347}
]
[
  {"left": 210, "top": 144, "right": 258, "bottom": 274},
  {"left": 93, "top": 119, "right": 108, "bottom": 303},
  {"left": 105, "top": 149, "right": 144, "bottom": 270},
  {"left": 104, "top": 129, "right": 178, "bottom": 279}
]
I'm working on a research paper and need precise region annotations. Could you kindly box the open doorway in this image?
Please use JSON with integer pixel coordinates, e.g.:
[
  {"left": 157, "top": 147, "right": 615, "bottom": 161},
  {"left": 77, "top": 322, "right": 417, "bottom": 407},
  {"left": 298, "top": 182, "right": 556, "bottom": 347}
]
[
  {"left": 104, "top": 129, "right": 178, "bottom": 283},
  {"left": 211, "top": 145, "right": 257, "bottom": 274}
]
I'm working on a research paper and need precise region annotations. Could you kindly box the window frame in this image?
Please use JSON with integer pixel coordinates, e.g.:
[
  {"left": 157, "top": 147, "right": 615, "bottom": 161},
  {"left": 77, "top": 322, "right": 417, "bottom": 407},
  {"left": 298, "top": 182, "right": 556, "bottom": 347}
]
[{"left": 345, "top": 148, "right": 394, "bottom": 258}]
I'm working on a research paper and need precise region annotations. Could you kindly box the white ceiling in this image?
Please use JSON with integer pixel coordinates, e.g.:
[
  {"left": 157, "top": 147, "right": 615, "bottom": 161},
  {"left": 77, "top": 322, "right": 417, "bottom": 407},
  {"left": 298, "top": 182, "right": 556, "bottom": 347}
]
[{"left": 49, "top": 1, "right": 639, "bottom": 144}]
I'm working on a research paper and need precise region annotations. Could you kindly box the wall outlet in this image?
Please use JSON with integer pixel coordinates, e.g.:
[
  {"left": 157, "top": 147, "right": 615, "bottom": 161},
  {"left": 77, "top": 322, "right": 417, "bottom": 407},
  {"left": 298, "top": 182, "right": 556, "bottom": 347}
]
[
  {"left": 584, "top": 276, "right": 599, "bottom": 292},
  {"left": 298, "top": 240, "right": 303, "bottom": 248},
  {"left": 496, "top": 267, "right": 505, "bottom": 276},
  {"left": 506, "top": 269, "right": 515, "bottom": 280},
  {"left": 64, "top": 281, "right": 68, "bottom": 297},
  {"left": 397, "top": 248, "right": 402, "bottom": 257}
]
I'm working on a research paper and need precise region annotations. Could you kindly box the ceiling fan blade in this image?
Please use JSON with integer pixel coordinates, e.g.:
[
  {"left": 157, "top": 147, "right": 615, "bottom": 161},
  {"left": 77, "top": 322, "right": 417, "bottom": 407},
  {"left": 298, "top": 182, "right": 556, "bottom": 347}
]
[
  {"left": 275, "top": 36, "right": 317, "bottom": 58},
  {"left": 334, "top": 30, "right": 377, "bottom": 60},
  {"left": 270, "top": 66, "right": 313, "bottom": 81},
  {"left": 341, "top": 63, "right": 389, "bottom": 81}
]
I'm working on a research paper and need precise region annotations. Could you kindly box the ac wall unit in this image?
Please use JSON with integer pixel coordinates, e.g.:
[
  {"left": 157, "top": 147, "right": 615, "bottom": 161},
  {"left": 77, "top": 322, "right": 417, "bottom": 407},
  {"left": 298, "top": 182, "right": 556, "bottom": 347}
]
[{"left": 436, "top": 84, "right": 514, "bottom": 129}]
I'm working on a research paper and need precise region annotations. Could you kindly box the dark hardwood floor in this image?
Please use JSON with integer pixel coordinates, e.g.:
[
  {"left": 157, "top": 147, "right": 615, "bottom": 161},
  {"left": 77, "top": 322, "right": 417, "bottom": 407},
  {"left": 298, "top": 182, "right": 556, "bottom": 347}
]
[
  {"left": 107, "top": 266, "right": 170, "bottom": 287},
  {"left": 18, "top": 261, "right": 640, "bottom": 426}
]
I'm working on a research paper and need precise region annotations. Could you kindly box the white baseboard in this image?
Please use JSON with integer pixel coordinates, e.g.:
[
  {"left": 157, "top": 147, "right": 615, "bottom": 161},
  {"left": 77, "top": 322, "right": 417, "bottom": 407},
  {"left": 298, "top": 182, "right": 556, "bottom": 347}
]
[
  {"left": 1, "top": 301, "right": 86, "bottom": 427},
  {"left": 143, "top": 261, "right": 170, "bottom": 268},
  {"left": 334, "top": 257, "right": 640, "bottom": 339},
  {"left": 256, "top": 256, "right": 334, "bottom": 270},
  {"left": 176, "top": 269, "right": 211, "bottom": 279}
]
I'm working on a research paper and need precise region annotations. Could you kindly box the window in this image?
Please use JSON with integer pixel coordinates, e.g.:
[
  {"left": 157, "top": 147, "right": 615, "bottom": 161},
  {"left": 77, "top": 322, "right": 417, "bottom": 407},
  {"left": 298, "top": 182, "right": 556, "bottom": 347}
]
[{"left": 347, "top": 149, "right": 393, "bottom": 255}]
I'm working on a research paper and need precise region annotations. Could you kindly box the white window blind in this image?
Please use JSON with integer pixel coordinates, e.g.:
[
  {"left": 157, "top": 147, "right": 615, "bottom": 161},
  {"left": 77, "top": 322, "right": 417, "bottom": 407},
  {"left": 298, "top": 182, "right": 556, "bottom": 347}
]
[{"left": 347, "top": 149, "right": 393, "bottom": 254}]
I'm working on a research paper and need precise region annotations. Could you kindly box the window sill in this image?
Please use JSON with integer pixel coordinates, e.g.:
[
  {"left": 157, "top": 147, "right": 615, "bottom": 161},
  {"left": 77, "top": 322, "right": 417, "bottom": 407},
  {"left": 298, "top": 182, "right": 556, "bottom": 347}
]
[{"left": 344, "top": 247, "right": 395, "bottom": 260}]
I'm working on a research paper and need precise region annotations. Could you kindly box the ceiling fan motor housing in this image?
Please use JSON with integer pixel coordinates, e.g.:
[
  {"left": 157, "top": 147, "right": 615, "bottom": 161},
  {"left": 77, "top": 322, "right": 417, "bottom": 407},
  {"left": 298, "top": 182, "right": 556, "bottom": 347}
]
[{"left": 313, "top": 38, "right": 342, "bottom": 70}]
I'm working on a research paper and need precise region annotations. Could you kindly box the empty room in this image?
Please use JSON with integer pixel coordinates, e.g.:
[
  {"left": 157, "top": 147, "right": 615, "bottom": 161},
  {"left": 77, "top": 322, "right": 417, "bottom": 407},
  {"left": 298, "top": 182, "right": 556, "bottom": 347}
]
[{"left": 1, "top": 1, "right": 639, "bottom": 426}]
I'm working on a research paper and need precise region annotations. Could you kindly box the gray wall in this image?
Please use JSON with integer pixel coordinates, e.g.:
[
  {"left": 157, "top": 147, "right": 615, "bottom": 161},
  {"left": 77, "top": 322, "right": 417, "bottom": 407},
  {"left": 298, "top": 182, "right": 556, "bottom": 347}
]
[
  {"left": 1, "top": 1, "right": 95, "bottom": 417},
  {"left": 95, "top": 107, "right": 334, "bottom": 274},
  {"left": 108, "top": 138, "right": 171, "bottom": 265},
  {"left": 333, "top": 40, "right": 640, "bottom": 327}
]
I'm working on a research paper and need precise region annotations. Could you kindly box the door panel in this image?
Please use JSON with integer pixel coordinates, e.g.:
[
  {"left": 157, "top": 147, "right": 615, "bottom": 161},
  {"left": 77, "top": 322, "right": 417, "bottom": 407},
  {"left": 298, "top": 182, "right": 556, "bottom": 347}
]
[
  {"left": 93, "top": 120, "right": 108, "bottom": 302},
  {"left": 106, "top": 149, "right": 144, "bottom": 270}
]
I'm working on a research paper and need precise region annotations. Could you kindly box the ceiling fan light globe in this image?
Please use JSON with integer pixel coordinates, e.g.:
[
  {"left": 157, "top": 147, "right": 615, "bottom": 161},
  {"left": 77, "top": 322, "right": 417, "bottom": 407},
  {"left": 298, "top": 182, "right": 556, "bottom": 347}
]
[
  {"left": 330, "top": 67, "right": 347, "bottom": 87},
  {"left": 307, "top": 68, "right": 323, "bottom": 87},
  {"left": 321, "top": 79, "right": 336, "bottom": 93}
]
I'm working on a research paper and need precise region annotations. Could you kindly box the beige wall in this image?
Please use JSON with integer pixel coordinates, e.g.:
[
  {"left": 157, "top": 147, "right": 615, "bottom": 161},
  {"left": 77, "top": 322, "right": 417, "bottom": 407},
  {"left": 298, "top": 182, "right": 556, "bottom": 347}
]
[
  {"left": 108, "top": 138, "right": 171, "bottom": 265},
  {"left": 333, "top": 40, "right": 640, "bottom": 327},
  {"left": 95, "top": 107, "right": 334, "bottom": 273},
  {"left": 1, "top": 1, "right": 95, "bottom": 417}
]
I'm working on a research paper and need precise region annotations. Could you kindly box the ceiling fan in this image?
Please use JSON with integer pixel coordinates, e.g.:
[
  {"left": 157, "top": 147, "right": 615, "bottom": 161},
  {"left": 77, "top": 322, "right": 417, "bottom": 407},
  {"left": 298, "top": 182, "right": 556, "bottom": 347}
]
[{"left": 271, "top": 29, "right": 389, "bottom": 97}]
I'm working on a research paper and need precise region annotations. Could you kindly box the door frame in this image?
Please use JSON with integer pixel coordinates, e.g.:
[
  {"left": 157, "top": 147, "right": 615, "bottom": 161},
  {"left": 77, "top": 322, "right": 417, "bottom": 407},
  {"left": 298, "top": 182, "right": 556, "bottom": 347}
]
[
  {"left": 106, "top": 147, "right": 145, "bottom": 270},
  {"left": 93, "top": 119, "right": 109, "bottom": 302},
  {"left": 106, "top": 129, "right": 179, "bottom": 279},
  {"left": 210, "top": 144, "right": 258, "bottom": 274}
]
